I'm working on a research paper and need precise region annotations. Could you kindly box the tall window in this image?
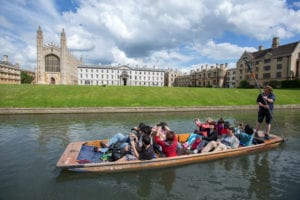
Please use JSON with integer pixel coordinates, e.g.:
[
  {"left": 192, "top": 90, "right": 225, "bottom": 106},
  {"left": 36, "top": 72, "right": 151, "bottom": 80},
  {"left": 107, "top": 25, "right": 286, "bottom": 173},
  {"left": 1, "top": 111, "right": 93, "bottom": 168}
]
[{"left": 45, "top": 54, "right": 60, "bottom": 72}]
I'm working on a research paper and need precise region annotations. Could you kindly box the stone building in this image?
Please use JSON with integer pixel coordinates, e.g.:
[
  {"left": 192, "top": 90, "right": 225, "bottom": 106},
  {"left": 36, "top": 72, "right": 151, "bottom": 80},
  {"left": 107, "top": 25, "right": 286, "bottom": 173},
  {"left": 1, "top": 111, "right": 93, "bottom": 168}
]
[
  {"left": 225, "top": 68, "right": 236, "bottom": 88},
  {"left": 36, "top": 26, "right": 81, "bottom": 85},
  {"left": 236, "top": 37, "right": 300, "bottom": 87},
  {"left": 174, "top": 63, "right": 228, "bottom": 87},
  {"left": 0, "top": 55, "right": 20, "bottom": 84},
  {"left": 164, "top": 68, "right": 182, "bottom": 87},
  {"left": 78, "top": 65, "right": 165, "bottom": 86},
  {"left": 173, "top": 73, "right": 191, "bottom": 87}
]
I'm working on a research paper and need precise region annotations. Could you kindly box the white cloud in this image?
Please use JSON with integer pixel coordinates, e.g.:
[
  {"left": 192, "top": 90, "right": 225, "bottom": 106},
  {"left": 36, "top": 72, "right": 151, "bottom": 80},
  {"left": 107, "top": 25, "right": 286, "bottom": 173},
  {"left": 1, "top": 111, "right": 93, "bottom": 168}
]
[
  {"left": 0, "top": 0, "right": 300, "bottom": 71},
  {"left": 194, "top": 40, "right": 257, "bottom": 60}
]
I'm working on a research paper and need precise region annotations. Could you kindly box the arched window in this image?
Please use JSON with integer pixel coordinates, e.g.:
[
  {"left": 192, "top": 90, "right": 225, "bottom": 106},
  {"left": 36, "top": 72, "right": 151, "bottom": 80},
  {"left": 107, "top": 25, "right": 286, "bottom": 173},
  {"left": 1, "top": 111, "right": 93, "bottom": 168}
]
[{"left": 45, "top": 54, "right": 60, "bottom": 72}]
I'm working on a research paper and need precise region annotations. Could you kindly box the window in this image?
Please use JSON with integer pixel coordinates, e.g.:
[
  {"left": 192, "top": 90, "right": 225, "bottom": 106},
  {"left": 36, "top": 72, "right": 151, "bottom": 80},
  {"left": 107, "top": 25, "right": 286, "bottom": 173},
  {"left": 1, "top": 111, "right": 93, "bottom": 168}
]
[
  {"left": 276, "top": 72, "right": 282, "bottom": 78},
  {"left": 264, "top": 59, "right": 271, "bottom": 63},
  {"left": 277, "top": 57, "right": 282, "bottom": 62},
  {"left": 45, "top": 54, "right": 60, "bottom": 72},
  {"left": 264, "top": 66, "right": 271, "bottom": 71},
  {"left": 263, "top": 73, "right": 270, "bottom": 79},
  {"left": 277, "top": 64, "right": 282, "bottom": 70}
]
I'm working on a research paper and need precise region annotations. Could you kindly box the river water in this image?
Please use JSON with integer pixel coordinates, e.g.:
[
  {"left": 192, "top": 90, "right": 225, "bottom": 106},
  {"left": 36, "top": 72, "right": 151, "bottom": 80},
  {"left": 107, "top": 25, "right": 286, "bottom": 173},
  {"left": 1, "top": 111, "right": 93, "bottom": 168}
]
[{"left": 0, "top": 109, "right": 299, "bottom": 200}]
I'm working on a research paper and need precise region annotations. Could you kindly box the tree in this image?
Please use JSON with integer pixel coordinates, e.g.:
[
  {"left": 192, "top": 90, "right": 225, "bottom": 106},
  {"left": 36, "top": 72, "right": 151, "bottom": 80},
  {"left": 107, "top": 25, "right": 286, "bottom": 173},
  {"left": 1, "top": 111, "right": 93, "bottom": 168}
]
[
  {"left": 239, "top": 80, "right": 251, "bottom": 88},
  {"left": 21, "top": 71, "right": 34, "bottom": 84}
]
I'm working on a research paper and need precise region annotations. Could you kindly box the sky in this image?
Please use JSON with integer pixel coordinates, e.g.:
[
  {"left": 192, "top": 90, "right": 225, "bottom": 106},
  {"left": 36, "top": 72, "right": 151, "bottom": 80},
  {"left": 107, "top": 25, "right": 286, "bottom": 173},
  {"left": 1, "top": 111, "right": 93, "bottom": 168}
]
[{"left": 1, "top": 0, "right": 300, "bottom": 72}]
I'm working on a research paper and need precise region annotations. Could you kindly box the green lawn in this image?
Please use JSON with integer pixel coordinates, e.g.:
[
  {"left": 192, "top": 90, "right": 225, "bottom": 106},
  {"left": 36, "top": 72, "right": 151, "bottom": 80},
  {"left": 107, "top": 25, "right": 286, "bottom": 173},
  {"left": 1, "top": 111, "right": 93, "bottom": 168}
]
[{"left": 0, "top": 84, "right": 299, "bottom": 108}]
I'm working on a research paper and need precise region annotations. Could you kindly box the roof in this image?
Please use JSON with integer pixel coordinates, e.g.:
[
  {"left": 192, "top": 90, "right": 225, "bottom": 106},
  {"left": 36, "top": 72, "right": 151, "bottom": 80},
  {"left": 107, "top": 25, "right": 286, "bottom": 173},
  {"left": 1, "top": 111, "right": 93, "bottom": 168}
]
[
  {"left": 0, "top": 60, "right": 15, "bottom": 68},
  {"left": 250, "top": 42, "right": 299, "bottom": 59}
]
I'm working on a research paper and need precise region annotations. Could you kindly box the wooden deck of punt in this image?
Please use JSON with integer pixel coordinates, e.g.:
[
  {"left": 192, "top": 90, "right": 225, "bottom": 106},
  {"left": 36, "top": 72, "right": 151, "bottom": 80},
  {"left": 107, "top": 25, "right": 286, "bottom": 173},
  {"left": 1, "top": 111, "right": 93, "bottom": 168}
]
[{"left": 56, "top": 133, "right": 284, "bottom": 173}]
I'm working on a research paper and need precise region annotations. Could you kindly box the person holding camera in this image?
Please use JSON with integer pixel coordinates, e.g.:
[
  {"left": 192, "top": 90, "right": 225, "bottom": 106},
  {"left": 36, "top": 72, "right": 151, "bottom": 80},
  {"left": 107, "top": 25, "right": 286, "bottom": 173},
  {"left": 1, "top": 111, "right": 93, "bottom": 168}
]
[{"left": 117, "top": 134, "right": 154, "bottom": 161}]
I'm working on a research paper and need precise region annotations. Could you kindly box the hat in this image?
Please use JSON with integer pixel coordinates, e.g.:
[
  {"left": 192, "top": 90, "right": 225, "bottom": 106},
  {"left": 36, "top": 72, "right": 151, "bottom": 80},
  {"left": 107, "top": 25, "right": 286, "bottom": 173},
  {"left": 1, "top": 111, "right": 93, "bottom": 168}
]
[{"left": 265, "top": 85, "right": 273, "bottom": 91}]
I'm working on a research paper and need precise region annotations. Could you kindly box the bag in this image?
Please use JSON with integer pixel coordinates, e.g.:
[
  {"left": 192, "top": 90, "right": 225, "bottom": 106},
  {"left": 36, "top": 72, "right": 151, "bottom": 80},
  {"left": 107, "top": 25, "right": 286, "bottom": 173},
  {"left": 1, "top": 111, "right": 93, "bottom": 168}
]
[{"left": 111, "top": 147, "right": 127, "bottom": 161}]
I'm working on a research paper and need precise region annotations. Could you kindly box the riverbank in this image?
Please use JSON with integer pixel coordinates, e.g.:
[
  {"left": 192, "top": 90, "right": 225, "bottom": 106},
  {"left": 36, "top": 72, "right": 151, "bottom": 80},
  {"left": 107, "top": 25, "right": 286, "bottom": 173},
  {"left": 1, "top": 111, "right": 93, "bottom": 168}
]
[
  {"left": 1, "top": 85, "right": 300, "bottom": 108},
  {"left": 0, "top": 104, "right": 299, "bottom": 114}
]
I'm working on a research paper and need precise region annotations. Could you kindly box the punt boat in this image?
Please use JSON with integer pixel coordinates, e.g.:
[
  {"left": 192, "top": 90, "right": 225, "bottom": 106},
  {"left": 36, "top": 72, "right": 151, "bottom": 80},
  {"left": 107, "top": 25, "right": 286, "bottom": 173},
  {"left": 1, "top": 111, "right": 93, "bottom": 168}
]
[{"left": 56, "top": 133, "right": 284, "bottom": 173}]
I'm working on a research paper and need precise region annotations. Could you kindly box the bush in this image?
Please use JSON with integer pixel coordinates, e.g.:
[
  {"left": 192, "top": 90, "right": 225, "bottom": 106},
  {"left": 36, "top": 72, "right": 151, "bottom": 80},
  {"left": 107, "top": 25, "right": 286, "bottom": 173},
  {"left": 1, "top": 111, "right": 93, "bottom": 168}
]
[
  {"left": 281, "top": 79, "right": 300, "bottom": 88},
  {"left": 269, "top": 80, "right": 281, "bottom": 89},
  {"left": 239, "top": 80, "right": 251, "bottom": 88}
]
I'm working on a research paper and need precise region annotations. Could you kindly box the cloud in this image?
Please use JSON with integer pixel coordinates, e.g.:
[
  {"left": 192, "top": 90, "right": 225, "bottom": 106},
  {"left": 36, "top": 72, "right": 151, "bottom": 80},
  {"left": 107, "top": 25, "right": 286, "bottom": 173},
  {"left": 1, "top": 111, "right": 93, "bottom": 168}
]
[
  {"left": 194, "top": 40, "right": 257, "bottom": 61},
  {"left": 0, "top": 0, "right": 300, "bottom": 71}
]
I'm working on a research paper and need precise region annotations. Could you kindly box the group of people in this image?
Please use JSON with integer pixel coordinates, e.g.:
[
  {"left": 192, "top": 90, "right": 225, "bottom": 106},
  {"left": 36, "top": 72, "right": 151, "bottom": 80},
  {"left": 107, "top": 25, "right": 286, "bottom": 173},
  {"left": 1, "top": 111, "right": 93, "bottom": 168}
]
[
  {"left": 94, "top": 85, "right": 275, "bottom": 162},
  {"left": 94, "top": 122, "right": 178, "bottom": 162},
  {"left": 94, "top": 118, "right": 255, "bottom": 162}
]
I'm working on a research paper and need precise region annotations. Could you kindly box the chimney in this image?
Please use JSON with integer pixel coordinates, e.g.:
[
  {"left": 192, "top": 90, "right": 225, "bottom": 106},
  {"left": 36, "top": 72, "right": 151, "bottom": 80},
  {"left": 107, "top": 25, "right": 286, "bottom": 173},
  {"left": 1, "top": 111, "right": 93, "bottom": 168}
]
[
  {"left": 2, "top": 55, "right": 8, "bottom": 62},
  {"left": 272, "top": 37, "right": 279, "bottom": 48},
  {"left": 259, "top": 45, "right": 264, "bottom": 51}
]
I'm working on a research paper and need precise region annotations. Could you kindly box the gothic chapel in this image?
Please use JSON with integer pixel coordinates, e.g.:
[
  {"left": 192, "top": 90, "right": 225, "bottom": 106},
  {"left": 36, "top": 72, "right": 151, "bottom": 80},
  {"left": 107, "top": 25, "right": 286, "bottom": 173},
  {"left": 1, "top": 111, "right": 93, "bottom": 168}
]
[{"left": 35, "top": 26, "right": 81, "bottom": 84}]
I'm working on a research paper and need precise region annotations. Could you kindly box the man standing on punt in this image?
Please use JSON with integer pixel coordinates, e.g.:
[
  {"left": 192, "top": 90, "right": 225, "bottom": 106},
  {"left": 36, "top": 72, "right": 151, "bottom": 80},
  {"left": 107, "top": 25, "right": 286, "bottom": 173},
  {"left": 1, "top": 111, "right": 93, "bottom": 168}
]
[{"left": 255, "top": 85, "right": 276, "bottom": 139}]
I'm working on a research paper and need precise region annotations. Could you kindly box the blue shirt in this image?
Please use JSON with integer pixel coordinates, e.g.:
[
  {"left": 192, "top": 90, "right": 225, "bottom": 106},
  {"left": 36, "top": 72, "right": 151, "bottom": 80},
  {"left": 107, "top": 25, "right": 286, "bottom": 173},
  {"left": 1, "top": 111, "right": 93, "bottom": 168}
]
[{"left": 257, "top": 92, "right": 276, "bottom": 111}]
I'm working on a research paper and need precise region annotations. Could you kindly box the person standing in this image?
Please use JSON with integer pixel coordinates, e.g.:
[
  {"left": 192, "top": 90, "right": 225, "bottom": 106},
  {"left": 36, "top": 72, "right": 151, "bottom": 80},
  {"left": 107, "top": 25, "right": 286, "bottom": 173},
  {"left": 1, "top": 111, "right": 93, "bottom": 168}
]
[{"left": 255, "top": 85, "right": 276, "bottom": 139}]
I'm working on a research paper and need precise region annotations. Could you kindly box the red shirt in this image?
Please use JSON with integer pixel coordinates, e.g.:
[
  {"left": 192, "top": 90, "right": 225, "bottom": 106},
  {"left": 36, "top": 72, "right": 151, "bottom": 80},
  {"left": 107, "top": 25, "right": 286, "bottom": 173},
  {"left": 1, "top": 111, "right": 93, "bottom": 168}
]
[
  {"left": 155, "top": 135, "right": 178, "bottom": 157},
  {"left": 220, "top": 128, "right": 229, "bottom": 135}
]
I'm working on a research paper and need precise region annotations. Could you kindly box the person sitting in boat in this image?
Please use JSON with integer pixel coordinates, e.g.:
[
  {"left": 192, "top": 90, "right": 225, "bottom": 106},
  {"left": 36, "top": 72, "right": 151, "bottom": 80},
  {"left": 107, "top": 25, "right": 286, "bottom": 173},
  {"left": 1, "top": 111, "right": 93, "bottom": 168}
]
[
  {"left": 235, "top": 124, "right": 254, "bottom": 146},
  {"left": 94, "top": 123, "right": 151, "bottom": 152},
  {"left": 182, "top": 117, "right": 214, "bottom": 149},
  {"left": 154, "top": 130, "right": 178, "bottom": 157},
  {"left": 217, "top": 117, "right": 225, "bottom": 135},
  {"left": 194, "top": 117, "right": 214, "bottom": 137},
  {"left": 201, "top": 127, "right": 240, "bottom": 153},
  {"left": 117, "top": 134, "right": 155, "bottom": 162},
  {"left": 193, "top": 121, "right": 218, "bottom": 153},
  {"left": 219, "top": 121, "right": 230, "bottom": 135},
  {"left": 151, "top": 122, "right": 170, "bottom": 154}
]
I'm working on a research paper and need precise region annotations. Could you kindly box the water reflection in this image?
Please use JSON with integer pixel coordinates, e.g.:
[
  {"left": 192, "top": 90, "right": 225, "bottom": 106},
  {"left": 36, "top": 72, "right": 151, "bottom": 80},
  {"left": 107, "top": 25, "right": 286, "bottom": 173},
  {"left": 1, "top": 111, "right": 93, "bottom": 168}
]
[
  {"left": 0, "top": 109, "right": 299, "bottom": 200},
  {"left": 248, "top": 153, "right": 271, "bottom": 199}
]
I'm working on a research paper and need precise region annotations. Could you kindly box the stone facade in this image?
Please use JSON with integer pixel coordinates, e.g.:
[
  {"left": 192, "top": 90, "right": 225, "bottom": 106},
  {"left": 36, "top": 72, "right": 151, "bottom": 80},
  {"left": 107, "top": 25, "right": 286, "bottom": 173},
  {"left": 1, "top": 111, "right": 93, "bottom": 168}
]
[
  {"left": 0, "top": 55, "right": 20, "bottom": 84},
  {"left": 174, "top": 64, "right": 228, "bottom": 87},
  {"left": 225, "top": 68, "right": 236, "bottom": 88},
  {"left": 36, "top": 26, "right": 81, "bottom": 85},
  {"left": 236, "top": 37, "right": 300, "bottom": 87},
  {"left": 164, "top": 68, "right": 182, "bottom": 87},
  {"left": 78, "top": 65, "right": 165, "bottom": 86}
]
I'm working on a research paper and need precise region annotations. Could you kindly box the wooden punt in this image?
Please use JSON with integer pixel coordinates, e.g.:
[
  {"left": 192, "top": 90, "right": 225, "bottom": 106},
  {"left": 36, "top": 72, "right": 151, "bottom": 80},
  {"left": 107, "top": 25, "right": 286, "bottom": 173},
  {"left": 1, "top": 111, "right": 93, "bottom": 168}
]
[{"left": 56, "top": 133, "right": 284, "bottom": 173}]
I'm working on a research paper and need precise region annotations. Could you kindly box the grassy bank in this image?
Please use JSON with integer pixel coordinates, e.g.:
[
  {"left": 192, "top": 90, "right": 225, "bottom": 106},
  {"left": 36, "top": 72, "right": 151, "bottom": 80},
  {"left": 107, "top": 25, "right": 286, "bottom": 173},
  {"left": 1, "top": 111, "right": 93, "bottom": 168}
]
[{"left": 0, "top": 84, "right": 299, "bottom": 108}]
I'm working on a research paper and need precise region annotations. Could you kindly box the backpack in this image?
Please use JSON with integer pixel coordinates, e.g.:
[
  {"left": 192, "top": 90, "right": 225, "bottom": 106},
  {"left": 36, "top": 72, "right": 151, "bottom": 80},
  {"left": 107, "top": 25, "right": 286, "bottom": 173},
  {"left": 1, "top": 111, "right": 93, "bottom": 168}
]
[{"left": 108, "top": 142, "right": 128, "bottom": 161}]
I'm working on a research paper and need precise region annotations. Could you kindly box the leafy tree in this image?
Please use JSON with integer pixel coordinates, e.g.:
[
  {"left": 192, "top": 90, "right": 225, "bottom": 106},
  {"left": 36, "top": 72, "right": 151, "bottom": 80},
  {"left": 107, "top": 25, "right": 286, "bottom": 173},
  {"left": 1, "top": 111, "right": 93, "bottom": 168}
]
[{"left": 21, "top": 71, "right": 34, "bottom": 84}]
